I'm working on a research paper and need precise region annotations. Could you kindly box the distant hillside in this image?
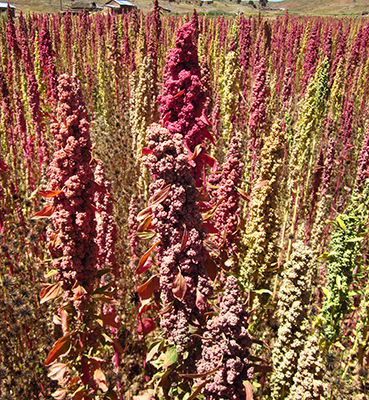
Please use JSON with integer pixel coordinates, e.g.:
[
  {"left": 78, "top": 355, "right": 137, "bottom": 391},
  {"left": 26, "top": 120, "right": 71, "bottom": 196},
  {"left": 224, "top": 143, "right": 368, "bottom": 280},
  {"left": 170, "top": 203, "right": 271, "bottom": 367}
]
[{"left": 8, "top": 0, "right": 369, "bottom": 15}]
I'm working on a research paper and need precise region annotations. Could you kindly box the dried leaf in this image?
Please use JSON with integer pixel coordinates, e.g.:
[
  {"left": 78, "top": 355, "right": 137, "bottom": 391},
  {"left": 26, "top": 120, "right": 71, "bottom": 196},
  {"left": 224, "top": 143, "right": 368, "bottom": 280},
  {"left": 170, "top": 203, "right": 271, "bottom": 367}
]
[
  {"left": 40, "top": 283, "right": 62, "bottom": 304},
  {"left": 146, "top": 341, "right": 162, "bottom": 363},
  {"left": 159, "top": 302, "right": 174, "bottom": 315},
  {"left": 45, "top": 333, "right": 71, "bottom": 366},
  {"left": 32, "top": 204, "right": 55, "bottom": 219},
  {"left": 172, "top": 269, "right": 187, "bottom": 301},
  {"left": 37, "top": 190, "right": 63, "bottom": 197},
  {"left": 244, "top": 381, "right": 254, "bottom": 400},
  {"left": 188, "top": 144, "right": 202, "bottom": 161},
  {"left": 138, "top": 298, "right": 152, "bottom": 316},
  {"left": 187, "top": 382, "right": 207, "bottom": 400},
  {"left": 136, "top": 241, "right": 160, "bottom": 275},
  {"left": 52, "top": 389, "right": 67, "bottom": 400},
  {"left": 236, "top": 186, "right": 251, "bottom": 201},
  {"left": 48, "top": 363, "right": 68, "bottom": 382},
  {"left": 137, "top": 206, "right": 153, "bottom": 222},
  {"left": 196, "top": 288, "right": 207, "bottom": 310},
  {"left": 136, "top": 275, "right": 160, "bottom": 301},
  {"left": 72, "top": 285, "right": 87, "bottom": 301},
  {"left": 150, "top": 184, "right": 171, "bottom": 205},
  {"left": 203, "top": 239, "right": 221, "bottom": 257},
  {"left": 181, "top": 356, "right": 223, "bottom": 378},
  {"left": 137, "top": 215, "right": 152, "bottom": 232},
  {"left": 251, "top": 364, "right": 273, "bottom": 373},
  {"left": 180, "top": 225, "right": 188, "bottom": 252},
  {"left": 94, "top": 368, "right": 109, "bottom": 392}
]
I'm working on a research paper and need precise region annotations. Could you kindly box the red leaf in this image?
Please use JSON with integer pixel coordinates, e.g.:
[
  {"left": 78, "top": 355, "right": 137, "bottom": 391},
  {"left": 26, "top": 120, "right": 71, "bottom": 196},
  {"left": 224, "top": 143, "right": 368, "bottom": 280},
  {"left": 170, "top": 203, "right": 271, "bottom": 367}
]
[
  {"left": 135, "top": 257, "right": 154, "bottom": 275},
  {"left": 180, "top": 225, "right": 188, "bottom": 252},
  {"left": 199, "top": 128, "right": 216, "bottom": 145},
  {"left": 136, "top": 275, "right": 160, "bottom": 301},
  {"left": 142, "top": 147, "right": 153, "bottom": 155},
  {"left": 137, "top": 317, "right": 156, "bottom": 335},
  {"left": 172, "top": 89, "right": 185, "bottom": 99},
  {"left": 201, "top": 222, "right": 219, "bottom": 234},
  {"left": 203, "top": 257, "right": 218, "bottom": 281},
  {"left": 136, "top": 241, "right": 160, "bottom": 275},
  {"left": 199, "top": 114, "right": 213, "bottom": 126},
  {"left": 45, "top": 333, "right": 72, "bottom": 366},
  {"left": 172, "top": 269, "right": 187, "bottom": 301},
  {"left": 40, "top": 283, "right": 62, "bottom": 304},
  {"left": 253, "top": 180, "right": 268, "bottom": 190},
  {"left": 198, "top": 152, "right": 217, "bottom": 172},
  {"left": 0, "top": 160, "right": 7, "bottom": 171},
  {"left": 138, "top": 298, "right": 152, "bottom": 316},
  {"left": 32, "top": 204, "right": 55, "bottom": 219},
  {"left": 91, "top": 180, "right": 116, "bottom": 202},
  {"left": 100, "top": 312, "right": 120, "bottom": 328},
  {"left": 150, "top": 184, "right": 171, "bottom": 205},
  {"left": 37, "top": 190, "right": 63, "bottom": 197}
]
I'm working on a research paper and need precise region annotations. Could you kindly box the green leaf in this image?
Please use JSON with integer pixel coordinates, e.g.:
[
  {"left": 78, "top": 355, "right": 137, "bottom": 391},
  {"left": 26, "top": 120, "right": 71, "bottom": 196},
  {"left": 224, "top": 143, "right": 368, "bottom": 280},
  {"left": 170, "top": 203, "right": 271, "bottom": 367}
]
[
  {"left": 336, "top": 217, "right": 347, "bottom": 232},
  {"left": 95, "top": 268, "right": 111, "bottom": 279},
  {"left": 336, "top": 275, "right": 342, "bottom": 290},
  {"left": 347, "top": 237, "right": 363, "bottom": 243},
  {"left": 93, "top": 282, "right": 113, "bottom": 295},
  {"left": 137, "top": 231, "right": 156, "bottom": 240},
  {"left": 163, "top": 346, "right": 178, "bottom": 369}
]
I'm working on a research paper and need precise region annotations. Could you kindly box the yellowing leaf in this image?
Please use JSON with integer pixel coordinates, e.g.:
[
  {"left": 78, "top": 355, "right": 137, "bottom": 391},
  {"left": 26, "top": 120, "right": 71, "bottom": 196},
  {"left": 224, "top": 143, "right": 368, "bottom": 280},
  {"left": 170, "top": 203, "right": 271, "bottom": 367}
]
[
  {"left": 136, "top": 241, "right": 160, "bottom": 275},
  {"left": 136, "top": 275, "right": 160, "bottom": 301},
  {"left": 32, "top": 204, "right": 55, "bottom": 219},
  {"left": 45, "top": 333, "right": 71, "bottom": 366},
  {"left": 37, "top": 190, "right": 63, "bottom": 197}
]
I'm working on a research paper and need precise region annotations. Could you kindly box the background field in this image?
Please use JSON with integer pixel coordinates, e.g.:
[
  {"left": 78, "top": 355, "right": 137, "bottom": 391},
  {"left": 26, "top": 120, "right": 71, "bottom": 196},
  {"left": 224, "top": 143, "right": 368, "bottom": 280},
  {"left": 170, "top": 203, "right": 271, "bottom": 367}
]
[{"left": 8, "top": 0, "right": 369, "bottom": 15}]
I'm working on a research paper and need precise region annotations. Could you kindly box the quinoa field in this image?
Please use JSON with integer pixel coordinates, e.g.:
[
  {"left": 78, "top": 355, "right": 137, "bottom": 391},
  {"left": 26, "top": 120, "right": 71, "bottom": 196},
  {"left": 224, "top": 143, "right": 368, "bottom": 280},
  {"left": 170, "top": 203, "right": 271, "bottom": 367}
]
[{"left": 0, "top": 5, "right": 369, "bottom": 399}]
